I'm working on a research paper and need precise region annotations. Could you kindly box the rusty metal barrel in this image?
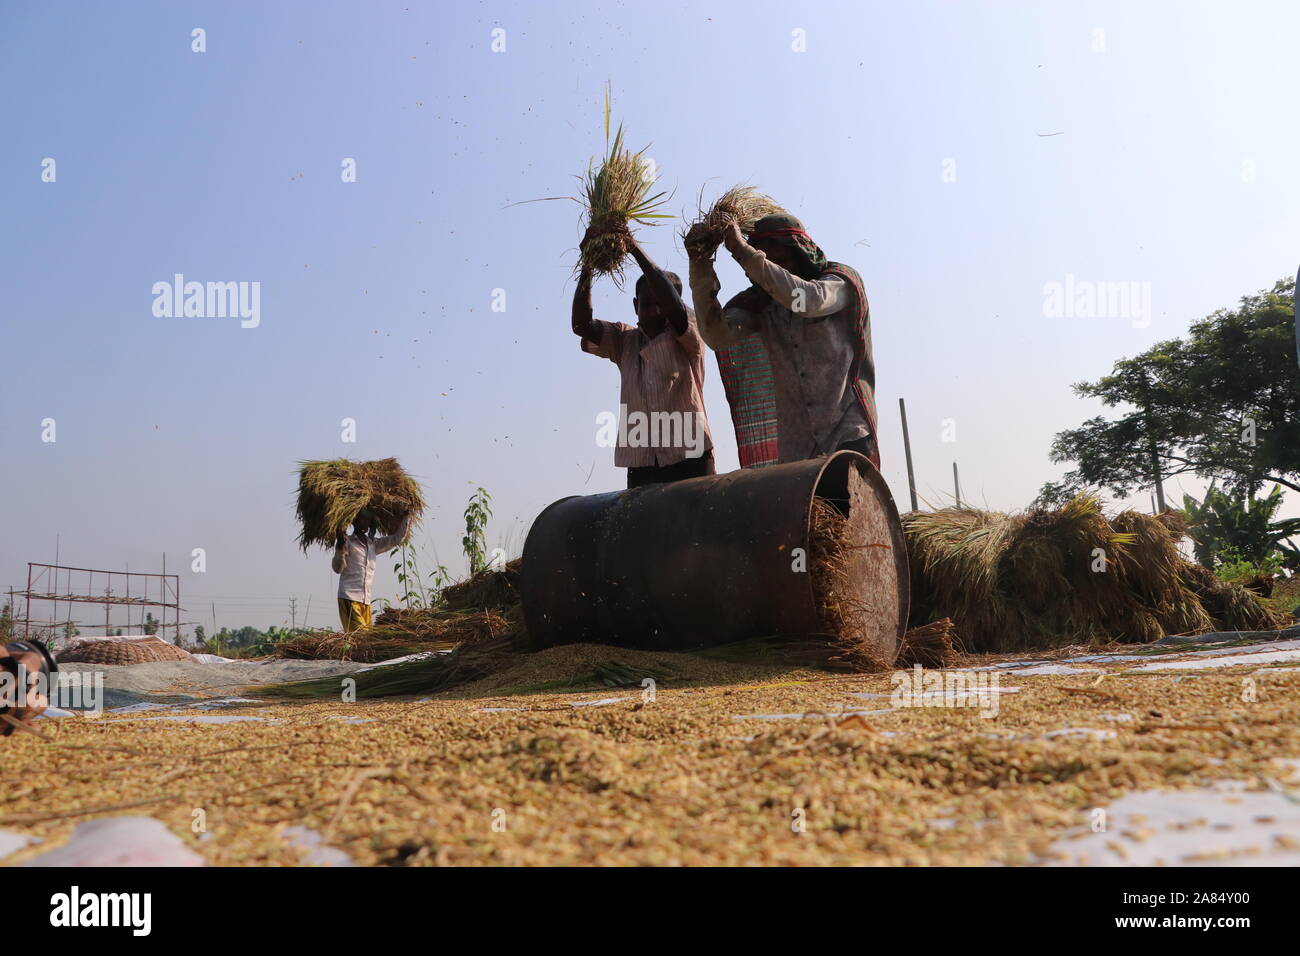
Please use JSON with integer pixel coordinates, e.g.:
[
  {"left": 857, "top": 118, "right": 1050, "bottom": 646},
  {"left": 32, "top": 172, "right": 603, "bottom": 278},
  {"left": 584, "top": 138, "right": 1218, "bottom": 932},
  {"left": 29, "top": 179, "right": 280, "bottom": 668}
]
[{"left": 520, "top": 451, "right": 909, "bottom": 660}]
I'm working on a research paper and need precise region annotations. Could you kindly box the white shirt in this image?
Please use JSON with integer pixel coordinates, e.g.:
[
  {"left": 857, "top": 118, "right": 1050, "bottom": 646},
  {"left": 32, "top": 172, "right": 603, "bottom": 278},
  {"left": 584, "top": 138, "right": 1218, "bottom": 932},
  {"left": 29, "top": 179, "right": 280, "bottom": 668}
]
[{"left": 335, "top": 516, "right": 411, "bottom": 603}]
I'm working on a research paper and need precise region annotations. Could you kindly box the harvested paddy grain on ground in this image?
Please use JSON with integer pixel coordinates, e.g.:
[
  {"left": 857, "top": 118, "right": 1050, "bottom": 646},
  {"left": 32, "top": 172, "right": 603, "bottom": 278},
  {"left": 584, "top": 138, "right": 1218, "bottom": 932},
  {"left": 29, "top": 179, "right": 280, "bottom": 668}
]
[{"left": 3, "top": 643, "right": 1299, "bottom": 866}]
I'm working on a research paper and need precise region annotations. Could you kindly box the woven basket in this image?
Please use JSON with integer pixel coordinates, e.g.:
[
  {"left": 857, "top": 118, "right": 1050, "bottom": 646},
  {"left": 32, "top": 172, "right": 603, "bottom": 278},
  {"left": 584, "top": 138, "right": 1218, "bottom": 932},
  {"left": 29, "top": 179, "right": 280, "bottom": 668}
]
[{"left": 57, "top": 637, "right": 196, "bottom": 666}]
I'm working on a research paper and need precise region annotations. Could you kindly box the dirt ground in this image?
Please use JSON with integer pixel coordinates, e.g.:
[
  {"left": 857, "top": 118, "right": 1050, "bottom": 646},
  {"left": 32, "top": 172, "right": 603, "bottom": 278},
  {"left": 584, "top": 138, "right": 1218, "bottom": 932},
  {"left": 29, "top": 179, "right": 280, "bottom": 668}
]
[{"left": 3, "top": 637, "right": 1299, "bottom": 866}]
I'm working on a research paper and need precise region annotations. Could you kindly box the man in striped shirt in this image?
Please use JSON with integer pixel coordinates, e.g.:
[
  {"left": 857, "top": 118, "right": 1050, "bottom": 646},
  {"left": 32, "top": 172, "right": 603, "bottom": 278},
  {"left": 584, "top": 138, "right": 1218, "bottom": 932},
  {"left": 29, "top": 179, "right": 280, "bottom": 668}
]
[{"left": 573, "top": 225, "right": 715, "bottom": 489}]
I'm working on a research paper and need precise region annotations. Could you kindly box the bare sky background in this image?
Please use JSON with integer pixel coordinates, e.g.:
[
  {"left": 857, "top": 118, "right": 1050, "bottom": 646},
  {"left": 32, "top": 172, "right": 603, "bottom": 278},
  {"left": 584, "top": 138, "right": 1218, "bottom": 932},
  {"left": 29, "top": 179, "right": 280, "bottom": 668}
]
[{"left": 3, "top": 0, "right": 1297, "bottom": 633}]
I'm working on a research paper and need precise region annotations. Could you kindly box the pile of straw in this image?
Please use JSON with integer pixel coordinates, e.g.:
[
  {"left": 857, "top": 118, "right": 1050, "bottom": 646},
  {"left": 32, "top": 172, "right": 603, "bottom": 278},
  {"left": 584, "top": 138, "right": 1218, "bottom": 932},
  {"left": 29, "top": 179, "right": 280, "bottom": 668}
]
[
  {"left": 904, "top": 496, "right": 1290, "bottom": 653},
  {"left": 441, "top": 559, "right": 521, "bottom": 611},
  {"left": 266, "top": 564, "right": 535, "bottom": 695},
  {"left": 683, "top": 185, "right": 786, "bottom": 255},
  {"left": 1179, "top": 561, "right": 1285, "bottom": 632},
  {"left": 275, "top": 607, "right": 514, "bottom": 664},
  {"left": 295, "top": 458, "right": 424, "bottom": 551}
]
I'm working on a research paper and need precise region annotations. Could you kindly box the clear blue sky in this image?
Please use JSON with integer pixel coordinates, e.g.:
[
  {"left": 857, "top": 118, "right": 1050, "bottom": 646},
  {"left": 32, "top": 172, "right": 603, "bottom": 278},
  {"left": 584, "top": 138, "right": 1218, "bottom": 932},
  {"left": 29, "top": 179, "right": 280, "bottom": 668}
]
[{"left": 3, "top": 1, "right": 1297, "bottom": 632}]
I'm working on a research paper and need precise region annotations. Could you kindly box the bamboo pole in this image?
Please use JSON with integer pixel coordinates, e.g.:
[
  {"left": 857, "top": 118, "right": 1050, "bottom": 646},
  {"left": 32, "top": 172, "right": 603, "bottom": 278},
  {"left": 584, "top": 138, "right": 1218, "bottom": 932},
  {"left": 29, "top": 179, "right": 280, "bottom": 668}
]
[{"left": 899, "top": 398, "right": 918, "bottom": 512}]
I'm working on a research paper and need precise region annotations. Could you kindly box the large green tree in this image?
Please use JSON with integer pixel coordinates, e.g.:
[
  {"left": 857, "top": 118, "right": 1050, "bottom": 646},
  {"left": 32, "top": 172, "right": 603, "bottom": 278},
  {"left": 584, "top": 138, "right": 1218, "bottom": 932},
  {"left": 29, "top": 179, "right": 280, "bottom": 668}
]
[{"left": 1040, "top": 277, "right": 1299, "bottom": 504}]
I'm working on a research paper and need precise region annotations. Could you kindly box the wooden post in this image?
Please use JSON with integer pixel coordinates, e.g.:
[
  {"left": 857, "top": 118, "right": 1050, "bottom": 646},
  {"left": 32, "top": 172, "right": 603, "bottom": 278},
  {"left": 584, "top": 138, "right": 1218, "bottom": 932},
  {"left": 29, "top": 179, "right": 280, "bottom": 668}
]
[
  {"left": 953, "top": 462, "right": 962, "bottom": 508},
  {"left": 898, "top": 398, "right": 919, "bottom": 512}
]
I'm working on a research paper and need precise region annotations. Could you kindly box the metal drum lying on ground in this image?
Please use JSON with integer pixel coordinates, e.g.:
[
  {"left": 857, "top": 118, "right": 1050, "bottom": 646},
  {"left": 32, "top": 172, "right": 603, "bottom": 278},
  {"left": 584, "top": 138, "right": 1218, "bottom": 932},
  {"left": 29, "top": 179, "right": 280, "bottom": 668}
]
[{"left": 520, "top": 450, "right": 909, "bottom": 663}]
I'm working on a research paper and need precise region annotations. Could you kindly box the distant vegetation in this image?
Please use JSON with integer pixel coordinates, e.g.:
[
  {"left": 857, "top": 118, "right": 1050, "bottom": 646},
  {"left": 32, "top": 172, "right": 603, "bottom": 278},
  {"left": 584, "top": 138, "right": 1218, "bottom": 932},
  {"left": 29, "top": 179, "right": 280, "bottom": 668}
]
[
  {"left": 1042, "top": 276, "right": 1299, "bottom": 504},
  {"left": 188, "top": 624, "right": 317, "bottom": 658},
  {"left": 1042, "top": 276, "right": 1299, "bottom": 582}
]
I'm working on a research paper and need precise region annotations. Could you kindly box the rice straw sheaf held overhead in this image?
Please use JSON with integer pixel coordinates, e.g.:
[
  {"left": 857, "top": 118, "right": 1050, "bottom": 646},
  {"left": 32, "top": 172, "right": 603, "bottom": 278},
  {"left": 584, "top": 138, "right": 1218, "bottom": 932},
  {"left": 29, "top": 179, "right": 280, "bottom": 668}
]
[
  {"left": 902, "top": 495, "right": 1291, "bottom": 653},
  {"left": 683, "top": 185, "right": 787, "bottom": 254},
  {"left": 578, "top": 122, "right": 670, "bottom": 279},
  {"left": 295, "top": 458, "right": 425, "bottom": 551}
]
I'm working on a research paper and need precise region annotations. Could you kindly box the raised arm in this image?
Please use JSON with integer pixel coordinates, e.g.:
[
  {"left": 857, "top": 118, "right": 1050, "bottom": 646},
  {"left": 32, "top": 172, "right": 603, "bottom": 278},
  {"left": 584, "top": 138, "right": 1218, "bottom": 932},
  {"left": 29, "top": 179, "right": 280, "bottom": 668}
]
[
  {"left": 627, "top": 237, "right": 689, "bottom": 336},
  {"left": 372, "top": 513, "right": 413, "bottom": 553},
  {"left": 571, "top": 264, "right": 598, "bottom": 343},
  {"left": 688, "top": 243, "right": 759, "bottom": 350},
  {"left": 723, "top": 223, "right": 847, "bottom": 319}
]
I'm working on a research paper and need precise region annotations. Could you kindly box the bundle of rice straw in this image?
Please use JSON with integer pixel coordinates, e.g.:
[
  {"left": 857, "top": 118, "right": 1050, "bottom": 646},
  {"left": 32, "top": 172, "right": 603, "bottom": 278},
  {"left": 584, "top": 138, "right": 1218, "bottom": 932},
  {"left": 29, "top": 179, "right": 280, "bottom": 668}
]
[
  {"left": 895, "top": 618, "right": 962, "bottom": 669},
  {"left": 578, "top": 88, "right": 670, "bottom": 279},
  {"left": 683, "top": 185, "right": 787, "bottom": 255},
  {"left": 1178, "top": 561, "right": 1285, "bottom": 633},
  {"left": 903, "top": 495, "right": 1290, "bottom": 653},
  {"left": 277, "top": 559, "right": 526, "bottom": 665},
  {"left": 295, "top": 458, "right": 424, "bottom": 551}
]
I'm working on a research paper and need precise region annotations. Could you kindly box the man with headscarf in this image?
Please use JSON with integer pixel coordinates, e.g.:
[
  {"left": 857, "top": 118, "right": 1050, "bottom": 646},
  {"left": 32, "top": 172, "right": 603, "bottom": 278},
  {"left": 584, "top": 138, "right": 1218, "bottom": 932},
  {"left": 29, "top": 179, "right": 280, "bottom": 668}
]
[{"left": 687, "top": 214, "right": 879, "bottom": 467}]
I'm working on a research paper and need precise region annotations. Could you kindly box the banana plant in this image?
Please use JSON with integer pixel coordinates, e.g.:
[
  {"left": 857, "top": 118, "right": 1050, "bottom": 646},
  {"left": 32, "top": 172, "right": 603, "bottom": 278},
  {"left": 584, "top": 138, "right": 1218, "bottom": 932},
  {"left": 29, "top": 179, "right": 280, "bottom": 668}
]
[{"left": 1181, "top": 483, "right": 1300, "bottom": 568}]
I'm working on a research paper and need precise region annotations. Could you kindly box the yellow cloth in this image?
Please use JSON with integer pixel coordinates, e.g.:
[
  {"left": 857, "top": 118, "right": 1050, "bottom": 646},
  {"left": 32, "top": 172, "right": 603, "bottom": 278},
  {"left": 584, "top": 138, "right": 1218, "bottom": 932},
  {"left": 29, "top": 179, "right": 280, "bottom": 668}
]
[{"left": 337, "top": 599, "right": 372, "bottom": 633}]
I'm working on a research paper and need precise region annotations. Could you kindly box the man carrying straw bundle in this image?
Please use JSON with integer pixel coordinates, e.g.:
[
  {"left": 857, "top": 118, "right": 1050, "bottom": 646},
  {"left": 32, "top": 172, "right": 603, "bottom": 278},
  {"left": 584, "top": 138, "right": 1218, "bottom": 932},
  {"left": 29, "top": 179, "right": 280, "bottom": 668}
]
[
  {"left": 688, "top": 215, "right": 879, "bottom": 468},
  {"left": 332, "top": 509, "right": 412, "bottom": 632},
  {"left": 573, "top": 223, "right": 716, "bottom": 488}
]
